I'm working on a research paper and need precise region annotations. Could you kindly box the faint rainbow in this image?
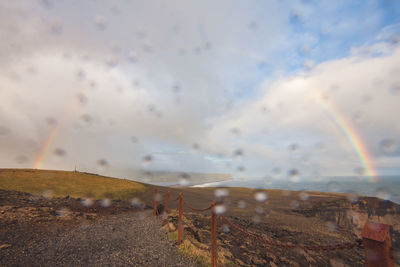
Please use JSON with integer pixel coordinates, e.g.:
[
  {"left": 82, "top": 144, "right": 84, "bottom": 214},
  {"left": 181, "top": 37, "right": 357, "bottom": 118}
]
[
  {"left": 33, "top": 125, "right": 60, "bottom": 169},
  {"left": 33, "top": 103, "right": 77, "bottom": 169},
  {"left": 316, "top": 94, "right": 378, "bottom": 182}
]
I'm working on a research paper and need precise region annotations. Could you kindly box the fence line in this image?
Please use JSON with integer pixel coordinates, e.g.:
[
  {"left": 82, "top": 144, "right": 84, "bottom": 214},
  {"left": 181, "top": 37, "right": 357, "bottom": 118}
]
[{"left": 154, "top": 190, "right": 395, "bottom": 267}]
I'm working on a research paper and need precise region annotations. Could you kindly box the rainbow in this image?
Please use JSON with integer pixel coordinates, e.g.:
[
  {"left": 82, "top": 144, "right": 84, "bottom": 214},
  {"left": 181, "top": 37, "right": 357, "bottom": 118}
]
[
  {"left": 34, "top": 124, "right": 60, "bottom": 169},
  {"left": 316, "top": 93, "right": 379, "bottom": 182}
]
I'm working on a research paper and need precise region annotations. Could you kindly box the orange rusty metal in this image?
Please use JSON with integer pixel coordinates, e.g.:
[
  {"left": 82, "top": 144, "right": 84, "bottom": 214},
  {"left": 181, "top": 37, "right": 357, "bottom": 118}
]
[
  {"left": 361, "top": 221, "right": 395, "bottom": 267},
  {"left": 177, "top": 192, "right": 183, "bottom": 245},
  {"left": 153, "top": 189, "right": 158, "bottom": 217},
  {"left": 161, "top": 191, "right": 170, "bottom": 226},
  {"left": 210, "top": 201, "right": 217, "bottom": 267}
]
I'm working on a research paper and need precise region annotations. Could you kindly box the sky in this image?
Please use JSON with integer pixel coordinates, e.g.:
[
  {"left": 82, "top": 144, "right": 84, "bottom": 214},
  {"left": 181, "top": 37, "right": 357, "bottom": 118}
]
[{"left": 0, "top": 0, "right": 400, "bottom": 183}]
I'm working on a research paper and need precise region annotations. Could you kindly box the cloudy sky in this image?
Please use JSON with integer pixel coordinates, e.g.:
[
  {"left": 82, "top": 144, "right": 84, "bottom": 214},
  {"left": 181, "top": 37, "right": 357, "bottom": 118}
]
[{"left": 0, "top": 0, "right": 400, "bottom": 182}]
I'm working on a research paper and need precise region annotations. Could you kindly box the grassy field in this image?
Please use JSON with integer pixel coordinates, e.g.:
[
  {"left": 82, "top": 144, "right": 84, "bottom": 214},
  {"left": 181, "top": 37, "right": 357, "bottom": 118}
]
[{"left": 0, "top": 168, "right": 148, "bottom": 200}]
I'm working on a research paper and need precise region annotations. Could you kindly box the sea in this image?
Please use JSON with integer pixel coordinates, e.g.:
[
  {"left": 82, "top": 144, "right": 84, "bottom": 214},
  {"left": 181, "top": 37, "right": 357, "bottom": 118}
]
[{"left": 190, "top": 176, "right": 400, "bottom": 204}]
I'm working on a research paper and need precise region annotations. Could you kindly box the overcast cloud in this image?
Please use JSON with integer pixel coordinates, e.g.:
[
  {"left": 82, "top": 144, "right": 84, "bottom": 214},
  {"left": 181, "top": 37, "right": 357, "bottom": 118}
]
[{"left": 0, "top": 0, "right": 399, "bottom": 182}]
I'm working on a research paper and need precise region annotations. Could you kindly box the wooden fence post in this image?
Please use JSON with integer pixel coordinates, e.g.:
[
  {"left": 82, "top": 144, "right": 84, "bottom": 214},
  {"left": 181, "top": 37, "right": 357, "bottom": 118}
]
[
  {"left": 153, "top": 188, "right": 158, "bottom": 217},
  {"left": 210, "top": 201, "right": 217, "bottom": 267},
  {"left": 161, "top": 191, "right": 170, "bottom": 226},
  {"left": 361, "top": 221, "right": 395, "bottom": 267},
  {"left": 178, "top": 192, "right": 183, "bottom": 245}
]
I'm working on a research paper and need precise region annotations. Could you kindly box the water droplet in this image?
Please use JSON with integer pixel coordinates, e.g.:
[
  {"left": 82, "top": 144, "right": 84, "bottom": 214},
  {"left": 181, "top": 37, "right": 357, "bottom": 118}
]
[
  {"left": 271, "top": 167, "right": 281, "bottom": 178},
  {"left": 264, "top": 176, "right": 273, "bottom": 185},
  {"left": 95, "top": 15, "right": 107, "bottom": 30},
  {"left": 53, "top": 148, "right": 66, "bottom": 157},
  {"left": 222, "top": 224, "right": 231, "bottom": 234},
  {"left": 131, "top": 136, "right": 139, "bottom": 143},
  {"left": 379, "top": 139, "right": 397, "bottom": 154},
  {"left": 0, "top": 126, "right": 10, "bottom": 136},
  {"left": 327, "top": 181, "right": 341, "bottom": 192},
  {"left": 289, "top": 143, "right": 299, "bottom": 152},
  {"left": 97, "top": 159, "right": 108, "bottom": 167},
  {"left": 81, "top": 198, "right": 93, "bottom": 207},
  {"left": 142, "top": 155, "right": 152, "bottom": 167},
  {"left": 237, "top": 166, "right": 245, "bottom": 173},
  {"left": 282, "top": 190, "right": 291, "bottom": 197},
  {"left": 254, "top": 192, "right": 268, "bottom": 202},
  {"left": 299, "top": 191, "right": 309, "bottom": 201},
  {"left": 346, "top": 191, "right": 359, "bottom": 203},
  {"left": 375, "top": 188, "right": 392, "bottom": 201},
  {"left": 353, "top": 167, "right": 365, "bottom": 177},
  {"left": 42, "top": 190, "right": 53, "bottom": 199},
  {"left": 237, "top": 200, "right": 247, "bottom": 209},
  {"left": 230, "top": 128, "right": 241, "bottom": 135},
  {"left": 131, "top": 197, "right": 144, "bottom": 209},
  {"left": 50, "top": 19, "right": 62, "bottom": 34},
  {"left": 100, "top": 198, "right": 112, "bottom": 208},
  {"left": 77, "top": 93, "right": 88, "bottom": 105},
  {"left": 16, "top": 155, "right": 28, "bottom": 164},
  {"left": 290, "top": 200, "right": 299, "bottom": 209},
  {"left": 390, "top": 83, "right": 400, "bottom": 94},
  {"left": 56, "top": 208, "right": 70, "bottom": 217},
  {"left": 45, "top": 117, "right": 57, "bottom": 126},
  {"left": 255, "top": 206, "right": 264, "bottom": 215},
  {"left": 214, "top": 204, "right": 226, "bottom": 215},
  {"left": 105, "top": 55, "right": 118, "bottom": 67},
  {"left": 233, "top": 149, "right": 243, "bottom": 159},
  {"left": 81, "top": 114, "right": 92, "bottom": 124},
  {"left": 127, "top": 51, "right": 137, "bottom": 62},
  {"left": 252, "top": 215, "right": 261, "bottom": 224},
  {"left": 288, "top": 169, "right": 301, "bottom": 182},
  {"left": 215, "top": 189, "right": 229, "bottom": 198},
  {"left": 154, "top": 193, "right": 162, "bottom": 202},
  {"left": 326, "top": 221, "right": 337, "bottom": 232},
  {"left": 179, "top": 173, "right": 190, "bottom": 187}
]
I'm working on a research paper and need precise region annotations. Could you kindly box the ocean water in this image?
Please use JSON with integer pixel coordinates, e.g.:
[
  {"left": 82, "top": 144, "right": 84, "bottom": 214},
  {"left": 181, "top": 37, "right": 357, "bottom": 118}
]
[{"left": 192, "top": 176, "right": 400, "bottom": 204}]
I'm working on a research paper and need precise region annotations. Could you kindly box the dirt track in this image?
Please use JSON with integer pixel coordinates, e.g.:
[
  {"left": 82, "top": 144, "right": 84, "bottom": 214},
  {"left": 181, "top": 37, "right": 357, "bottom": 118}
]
[{"left": 0, "top": 190, "right": 196, "bottom": 267}]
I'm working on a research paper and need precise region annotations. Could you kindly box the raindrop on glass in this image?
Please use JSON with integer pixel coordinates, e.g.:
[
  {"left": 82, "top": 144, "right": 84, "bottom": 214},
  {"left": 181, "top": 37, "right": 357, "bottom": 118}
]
[
  {"left": 353, "top": 167, "right": 365, "bottom": 177},
  {"left": 222, "top": 224, "right": 231, "bottom": 234},
  {"left": 105, "top": 55, "right": 118, "bottom": 67},
  {"left": 142, "top": 155, "right": 152, "bottom": 167},
  {"left": 77, "top": 93, "right": 87, "bottom": 105},
  {"left": 53, "top": 148, "right": 66, "bottom": 157},
  {"left": 42, "top": 190, "right": 53, "bottom": 199},
  {"left": 255, "top": 206, "right": 264, "bottom": 215},
  {"left": 299, "top": 191, "right": 309, "bottom": 201},
  {"left": 95, "top": 15, "right": 107, "bottom": 30},
  {"left": 214, "top": 204, "right": 226, "bottom": 215},
  {"left": 131, "top": 136, "right": 138, "bottom": 143},
  {"left": 327, "top": 181, "right": 341, "bottom": 192},
  {"left": 375, "top": 188, "right": 392, "bottom": 201},
  {"left": 128, "top": 51, "right": 137, "bottom": 62},
  {"left": 288, "top": 169, "right": 301, "bottom": 183},
  {"left": 46, "top": 117, "right": 57, "bottom": 126},
  {"left": 237, "top": 166, "right": 245, "bottom": 173},
  {"left": 271, "top": 167, "right": 281, "bottom": 178},
  {"left": 81, "top": 198, "right": 93, "bottom": 207},
  {"left": 254, "top": 192, "right": 268, "bottom": 202},
  {"left": 289, "top": 143, "right": 299, "bottom": 152},
  {"left": 233, "top": 149, "right": 243, "bottom": 159},
  {"left": 16, "top": 155, "right": 28, "bottom": 164},
  {"left": 100, "top": 198, "right": 112, "bottom": 208},
  {"left": 179, "top": 173, "right": 190, "bottom": 187},
  {"left": 379, "top": 139, "right": 397, "bottom": 154},
  {"left": 81, "top": 114, "right": 92, "bottom": 124},
  {"left": 326, "top": 221, "right": 337, "bottom": 232},
  {"left": 237, "top": 200, "right": 247, "bottom": 209},
  {"left": 0, "top": 126, "right": 10, "bottom": 136},
  {"left": 252, "top": 215, "right": 261, "bottom": 224},
  {"left": 290, "top": 200, "right": 299, "bottom": 209},
  {"left": 131, "top": 197, "right": 144, "bottom": 209},
  {"left": 56, "top": 208, "right": 70, "bottom": 217},
  {"left": 215, "top": 188, "right": 229, "bottom": 198},
  {"left": 346, "top": 191, "right": 359, "bottom": 203}
]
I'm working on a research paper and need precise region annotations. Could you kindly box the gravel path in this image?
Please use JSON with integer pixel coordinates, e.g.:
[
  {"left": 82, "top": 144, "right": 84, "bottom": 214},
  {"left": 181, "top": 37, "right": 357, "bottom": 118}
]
[{"left": 1, "top": 210, "right": 197, "bottom": 267}]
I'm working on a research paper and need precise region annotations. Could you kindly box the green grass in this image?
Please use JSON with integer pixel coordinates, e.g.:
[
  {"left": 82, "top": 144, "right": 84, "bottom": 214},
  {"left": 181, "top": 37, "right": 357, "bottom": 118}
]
[{"left": 0, "top": 168, "right": 147, "bottom": 200}]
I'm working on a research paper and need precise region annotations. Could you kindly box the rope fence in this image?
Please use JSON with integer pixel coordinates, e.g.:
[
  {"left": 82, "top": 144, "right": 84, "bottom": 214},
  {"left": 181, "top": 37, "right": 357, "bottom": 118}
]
[{"left": 154, "top": 190, "right": 395, "bottom": 267}]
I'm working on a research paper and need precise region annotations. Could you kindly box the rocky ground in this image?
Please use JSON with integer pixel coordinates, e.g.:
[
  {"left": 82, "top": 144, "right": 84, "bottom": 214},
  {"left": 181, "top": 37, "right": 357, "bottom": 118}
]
[{"left": 0, "top": 189, "right": 196, "bottom": 266}]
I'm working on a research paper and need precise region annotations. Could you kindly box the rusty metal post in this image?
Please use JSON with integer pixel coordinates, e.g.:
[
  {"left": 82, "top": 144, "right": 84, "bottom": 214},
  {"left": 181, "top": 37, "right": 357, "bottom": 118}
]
[
  {"left": 153, "top": 188, "right": 158, "bottom": 217},
  {"left": 161, "top": 191, "right": 170, "bottom": 226},
  {"left": 361, "top": 221, "right": 395, "bottom": 267},
  {"left": 177, "top": 192, "right": 183, "bottom": 245},
  {"left": 210, "top": 201, "right": 217, "bottom": 267}
]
